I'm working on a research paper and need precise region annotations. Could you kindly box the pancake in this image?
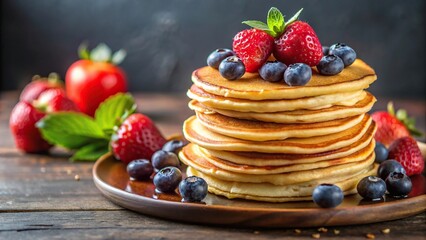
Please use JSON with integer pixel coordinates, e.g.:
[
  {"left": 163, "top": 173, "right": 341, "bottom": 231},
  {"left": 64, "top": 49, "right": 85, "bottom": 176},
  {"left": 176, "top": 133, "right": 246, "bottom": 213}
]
[
  {"left": 192, "top": 59, "right": 376, "bottom": 100},
  {"left": 193, "top": 140, "right": 375, "bottom": 174},
  {"left": 188, "top": 85, "right": 367, "bottom": 113},
  {"left": 189, "top": 92, "right": 376, "bottom": 123},
  {"left": 187, "top": 165, "right": 377, "bottom": 202},
  {"left": 179, "top": 144, "right": 376, "bottom": 185},
  {"left": 183, "top": 115, "right": 374, "bottom": 154},
  {"left": 195, "top": 110, "right": 365, "bottom": 141}
]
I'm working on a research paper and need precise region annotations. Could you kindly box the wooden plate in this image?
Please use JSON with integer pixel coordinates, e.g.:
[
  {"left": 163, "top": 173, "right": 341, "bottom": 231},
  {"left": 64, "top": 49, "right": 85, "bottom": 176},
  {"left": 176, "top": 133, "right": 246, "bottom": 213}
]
[{"left": 93, "top": 153, "right": 426, "bottom": 228}]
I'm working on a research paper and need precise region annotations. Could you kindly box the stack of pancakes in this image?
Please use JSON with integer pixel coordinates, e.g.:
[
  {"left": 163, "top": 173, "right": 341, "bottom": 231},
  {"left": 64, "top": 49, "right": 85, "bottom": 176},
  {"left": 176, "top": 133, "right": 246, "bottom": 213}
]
[{"left": 180, "top": 59, "right": 378, "bottom": 202}]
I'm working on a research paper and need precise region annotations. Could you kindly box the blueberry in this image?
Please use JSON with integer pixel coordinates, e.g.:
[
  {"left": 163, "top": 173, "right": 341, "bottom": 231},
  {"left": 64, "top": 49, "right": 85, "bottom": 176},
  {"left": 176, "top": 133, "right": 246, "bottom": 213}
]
[
  {"left": 218, "top": 56, "right": 245, "bottom": 80},
  {"left": 258, "top": 61, "right": 287, "bottom": 82},
  {"left": 316, "top": 55, "right": 344, "bottom": 75},
  {"left": 357, "top": 176, "right": 386, "bottom": 200},
  {"left": 179, "top": 176, "right": 208, "bottom": 202},
  {"left": 385, "top": 172, "right": 412, "bottom": 197},
  {"left": 153, "top": 166, "right": 182, "bottom": 193},
  {"left": 162, "top": 140, "right": 187, "bottom": 154},
  {"left": 151, "top": 150, "right": 180, "bottom": 170},
  {"left": 284, "top": 63, "right": 312, "bottom": 86},
  {"left": 378, "top": 159, "right": 406, "bottom": 180},
  {"left": 126, "top": 159, "right": 154, "bottom": 181},
  {"left": 374, "top": 142, "right": 389, "bottom": 163},
  {"left": 312, "top": 184, "right": 344, "bottom": 208},
  {"left": 207, "top": 48, "right": 235, "bottom": 69},
  {"left": 329, "top": 43, "right": 357, "bottom": 67},
  {"left": 322, "top": 46, "right": 330, "bottom": 55}
]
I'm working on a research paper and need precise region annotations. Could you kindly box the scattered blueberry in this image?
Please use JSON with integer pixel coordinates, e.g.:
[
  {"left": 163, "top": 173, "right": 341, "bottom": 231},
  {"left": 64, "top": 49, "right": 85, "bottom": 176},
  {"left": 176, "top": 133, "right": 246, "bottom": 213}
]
[
  {"left": 322, "top": 46, "right": 330, "bottom": 56},
  {"left": 218, "top": 56, "right": 245, "bottom": 80},
  {"left": 258, "top": 61, "right": 287, "bottom": 82},
  {"left": 151, "top": 150, "right": 180, "bottom": 170},
  {"left": 162, "top": 140, "right": 187, "bottom": 154},
  {"left": 179, "top": 176, "right": 208, "bottom": 202},
  {"left": 329, "top": 43, "right": 357, "bottom": 67},
  {"left": 378, "top": 159, "right": 406, "bottom": 180},
  {"left": 126, "top": 159, "right": 154, "bottom": 181},
  {"left": 385, "top": 172, "right": 412, "bottom": 197},
  {"left": 207, "top": 48, "right": 235, "bottom": 69},
  {"left": 284, "top": 63, "right": 312, "bottom": 86},
  {"left": 312, "top": 184, "right": 344, "bottom": 208},
  {"left": 153, "top": 167, "right": 182, "bottom": 193},
  {"left": 316, "top": 55, "right": 344, "bottom": 75},
  {"left": 374, "top": 142, "right": 389, "bottom": 163},
  {"left": 357, "top": 176, "right": 386, "bottom": 200}
]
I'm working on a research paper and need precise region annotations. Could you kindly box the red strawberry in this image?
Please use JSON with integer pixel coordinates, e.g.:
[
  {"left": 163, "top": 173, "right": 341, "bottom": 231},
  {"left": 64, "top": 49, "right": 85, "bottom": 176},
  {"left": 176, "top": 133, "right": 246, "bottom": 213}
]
[
  {"left": 111, "top": 113, "right": 167, "bottom": 164},
  {"left": 372, "top": 102, "right": 422, "bottom": 147},
  {"left": 9, "top": 101, "right": 52, "bottom": 153},
  {"left": 20, "top": 73, "right": 64, "bottom": 102},
  {"left": 232, "top": 29, "right": 274, "bottom": 73},
  {"left": 273, "top": 21, "right": 323, "bottom": 66},
  {"left": 388, "top": 137, "right": 424, "bottom": 176},
  {"left": 35, "top": 89, "right": 79, "bottom": 112}
]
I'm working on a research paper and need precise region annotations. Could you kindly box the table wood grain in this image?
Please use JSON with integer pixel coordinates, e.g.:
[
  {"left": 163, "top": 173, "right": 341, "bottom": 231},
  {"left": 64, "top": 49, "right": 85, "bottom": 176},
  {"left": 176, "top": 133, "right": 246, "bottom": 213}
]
[{"left": 0, "top": 91, "right": 425, "bottom": 239}]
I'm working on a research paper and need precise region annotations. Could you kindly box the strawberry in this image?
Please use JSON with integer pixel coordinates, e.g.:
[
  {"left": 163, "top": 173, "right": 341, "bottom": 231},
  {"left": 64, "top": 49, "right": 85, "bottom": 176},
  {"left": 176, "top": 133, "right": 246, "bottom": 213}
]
[
  {"left": 9, "top": 101, "right": 52, "bottom": 153},
  {"left": 242, "top": 7, "right": 322, "bottom": 67},
  {"left": 20, "top": 73, "right": 64, "bottom": 102},
  {"left": 388, "top": 137, "right": 424, "bottom": 176},
  {"left": 372, "top": 102, "right": 422, "bottom": 147},
  {"left": 273, "top": 21, "right": 323, "bottom": 66},
  {"left": 35, "top": 89, "right": 79, "bottom": 112},
  {"left": 232, "top": 29, "right": 274, "bottom": 72},
  {"left": 111, "top": 113, "right": 167, "bottom": 164}
]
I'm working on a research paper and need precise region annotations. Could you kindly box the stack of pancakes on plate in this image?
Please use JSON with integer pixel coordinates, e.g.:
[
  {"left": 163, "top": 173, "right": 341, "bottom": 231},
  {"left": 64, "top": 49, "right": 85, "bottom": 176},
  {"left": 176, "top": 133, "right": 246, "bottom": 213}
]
[{"left": 180, "top": 59, "right": 378, "bottom": 202}]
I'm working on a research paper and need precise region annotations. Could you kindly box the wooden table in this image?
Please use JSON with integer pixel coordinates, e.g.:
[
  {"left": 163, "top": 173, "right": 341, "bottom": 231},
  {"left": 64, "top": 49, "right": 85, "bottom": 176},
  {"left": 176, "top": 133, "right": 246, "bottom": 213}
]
[{"left": 1, "top": 91, "right": 425, "bottom": 239}]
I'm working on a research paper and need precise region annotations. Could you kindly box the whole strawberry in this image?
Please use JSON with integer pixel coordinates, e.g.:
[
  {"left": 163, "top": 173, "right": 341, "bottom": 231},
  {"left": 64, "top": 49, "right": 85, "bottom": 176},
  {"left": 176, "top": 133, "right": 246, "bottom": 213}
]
[
  {"left": 232, "top": 29, "right": 274, "bottom": 73},
  {"left": 388, "top": 137, "right": 424, "bottom": 176},
  {"left": 35, "top": 89, "right": 79, "bottom": 112},
  {"left": 20, "top": 73, "right": 64, "bottom": 102},
  {"left": 242, "top": 7, "right": 323, "bottom": 67},
  {"left": 9, "top": 101, "right": 52, "bottom": 153},
  {"left": 111, "top": 113, "right": 167, "bottom": 164},
  {"left": 372, "top": 102, "right": 422, "bottom": 147}
]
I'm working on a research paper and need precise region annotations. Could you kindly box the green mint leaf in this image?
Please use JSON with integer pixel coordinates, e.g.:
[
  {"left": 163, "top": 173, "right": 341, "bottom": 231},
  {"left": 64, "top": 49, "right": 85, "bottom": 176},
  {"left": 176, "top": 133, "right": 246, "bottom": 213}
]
[
  {"left": 94, "top": 93, "right": 136, "bottom": 134},
  {"left": 78, "top": 42, "right": 90, "bottom": 60},
  {"left": 267, "top": 7, "right": 285, "bottom": 36},
  {"left": 285, "top": 8, "right": 303, "bottom": 28},
  {"left": 36, "top": 112, "right": 107, "bottom": 149},
  {"left": 111, "top": 49, "right": 127, "bottom": 65},
  {"left": 242, "top": 20, "right": 276, "bottom": 37},
  {"left": 90, "top": 43, "right": 112, "bottom": 62},
  {"left": 70, "top": 140, "right": 109, "bottom": 161}
]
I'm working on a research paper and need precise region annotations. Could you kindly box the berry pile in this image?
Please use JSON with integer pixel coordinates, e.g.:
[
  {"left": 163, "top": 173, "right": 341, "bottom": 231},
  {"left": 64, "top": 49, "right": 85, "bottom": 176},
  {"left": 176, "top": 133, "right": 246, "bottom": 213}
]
[{"left": 126, "top": 139, "right": 209, "bottom": 203}]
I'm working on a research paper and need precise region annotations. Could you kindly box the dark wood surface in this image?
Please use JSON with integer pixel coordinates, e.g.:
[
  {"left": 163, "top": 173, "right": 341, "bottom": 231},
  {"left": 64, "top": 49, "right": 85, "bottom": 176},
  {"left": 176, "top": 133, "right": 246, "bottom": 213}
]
[{"left": 0, "top": 91, "right": 425, "bottom": 239}]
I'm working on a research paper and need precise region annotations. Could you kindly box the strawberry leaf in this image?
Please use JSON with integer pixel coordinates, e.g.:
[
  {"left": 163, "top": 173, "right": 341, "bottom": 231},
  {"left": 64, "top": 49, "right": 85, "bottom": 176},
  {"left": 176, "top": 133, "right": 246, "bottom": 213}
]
[
  {"left": 267, "top": 7, "right": 284, "bottom": 36},
  {"left": 111, "top": 49, "right": 127, "bottom": 65},
  {"left": 94, "top": 93, "right": 136, "bottom": 134},
  {"left": 90, "top": 43, "right": 112, "bottom": 62},
  {"left": 70, "top": 140, "right": 109, "bottom": 161},
  {"left": 36, "top": 112, "right": 108, "bottom": 149},
  {"left": 285, "top": 8, "right": 303, "bottom": 28},
  {"left": 78, "top": 42, "right": 90, "bottom": 60}
]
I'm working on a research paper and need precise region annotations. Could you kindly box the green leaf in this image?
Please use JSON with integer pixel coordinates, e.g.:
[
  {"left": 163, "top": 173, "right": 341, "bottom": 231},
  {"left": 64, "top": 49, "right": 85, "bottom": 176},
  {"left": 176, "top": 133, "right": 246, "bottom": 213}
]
[
  {"left": 36, "top": 112, "right": 107, "bottom": 149},
  {"left": 285, "top": 8, "right": 303, "bottom": 28},
  {"left": 94, "top": 93, "right": 136, "bottom": 133},
  {"left": 267, "top": 7, "right": 284, "bottom": 36},
  {"left": 78, "top": 42, "right": 90, "bottom": 60},
  {"left": 70, "top": 141, "right": 109, "bottom": 161},
  {"left": 242, "top": 20, "right": 276, "bottom": 37},
  {"left": 90, "top": 43, "right": 112, "bottom": 62},
  {"left": 111, "top": 49, "right": 127, "bottom": 65}
]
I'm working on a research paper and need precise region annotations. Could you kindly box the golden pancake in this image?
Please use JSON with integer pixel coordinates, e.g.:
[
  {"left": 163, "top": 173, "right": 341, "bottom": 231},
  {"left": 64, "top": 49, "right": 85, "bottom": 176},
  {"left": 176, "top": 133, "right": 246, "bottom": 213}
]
[
  {"left": 195, "top": 110, "right": 365, "bottom": 141},
  {"left": 189, "top": 92, "right": 376, "bottom": 123},
  {"left": 187, "top": 165, "right": 377, "bottom": 202},
  {"left": 188, "top": 85, "right": 367, "bottom": 113},
  {"left": 192, "top": 59, "right": 376, "bottom": 100},
  {"left": 179, "top": 144, "right": 375, "bottom": 185},
  {"left": 183, "top": 115, "right": 374, "bottom": 154},
  {"left": 193, "top": 140, "right": 375, "bottom": 174}
]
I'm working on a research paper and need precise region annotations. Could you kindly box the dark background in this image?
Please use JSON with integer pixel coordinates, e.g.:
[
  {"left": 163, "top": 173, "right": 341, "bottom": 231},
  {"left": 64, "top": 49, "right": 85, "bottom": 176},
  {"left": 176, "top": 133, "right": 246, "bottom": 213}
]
[{"left": 1, "top": 0, "right": 425, "bottom": 99}]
